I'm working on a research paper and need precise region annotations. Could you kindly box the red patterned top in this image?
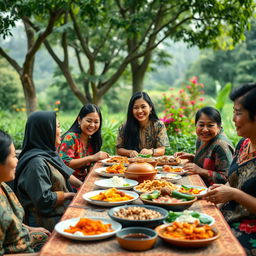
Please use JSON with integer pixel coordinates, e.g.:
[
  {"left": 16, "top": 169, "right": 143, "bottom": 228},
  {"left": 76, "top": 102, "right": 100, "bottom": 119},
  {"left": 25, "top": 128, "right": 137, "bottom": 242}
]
[{"left": 59, "top": 132, "right": 94, "bottom": 182}]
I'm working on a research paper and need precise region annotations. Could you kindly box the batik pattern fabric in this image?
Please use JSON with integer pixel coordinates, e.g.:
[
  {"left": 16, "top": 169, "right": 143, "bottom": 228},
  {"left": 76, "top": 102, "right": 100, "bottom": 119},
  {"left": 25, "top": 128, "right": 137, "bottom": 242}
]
[
  {"left": 116, "top": 120, "right": 170, "bottom": 150},
  {"left": 194, "top": 129, "right": 234, "bottom": 186},
  {"left": 16, "top": 158, "right": 71, "bottom": 232},
  {"left": 0, "top": 182, "right": 33, "bottom": 255},
  {"left": 221, "top": 138, "right": 256, "bottom": 256},
  {"left": 59, "top": 132, "right": 94, "bottom": 182}
]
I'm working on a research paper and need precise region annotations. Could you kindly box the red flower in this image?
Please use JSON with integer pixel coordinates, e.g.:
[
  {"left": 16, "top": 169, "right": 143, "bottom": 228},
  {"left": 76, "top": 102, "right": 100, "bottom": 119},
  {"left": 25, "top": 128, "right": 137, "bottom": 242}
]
[{"left": 239, "top": 220, "right": 256, "bottom": 234}]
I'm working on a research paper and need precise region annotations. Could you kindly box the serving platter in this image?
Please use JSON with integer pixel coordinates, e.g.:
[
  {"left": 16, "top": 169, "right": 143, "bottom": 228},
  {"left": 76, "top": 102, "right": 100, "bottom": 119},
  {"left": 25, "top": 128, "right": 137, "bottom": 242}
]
[
  {"left": 156, "top": 166, "right": 187, "bottom": 176},
  {"left": 155, "top": 173, "right": 182, "bottom": 182},
  {"left": 94, "top": 167, "right": 125, "bottom": 177},
  {"left": 94, "top": 177, "right": 138, "bottom": 190},
  {"left": 177, "top": 185, "right": 208, "bottom": 197},
  {"left": 82, "top": 189, "right": 139, "bottom": 206},
  {"left": 101, "top": 156, "right": 129, "bottom": 166},
  {"left": 55, "top": 217, "right": 122, "bottom": 241}
]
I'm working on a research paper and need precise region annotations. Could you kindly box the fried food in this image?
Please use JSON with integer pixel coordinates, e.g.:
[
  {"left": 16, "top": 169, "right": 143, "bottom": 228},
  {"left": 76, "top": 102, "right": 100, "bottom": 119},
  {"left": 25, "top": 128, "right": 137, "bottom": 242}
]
[
  {"left": 90, "top": 188, "right": 134, "bottom": 202},
  {"left": 157, "top": 156, "right": 181, "bottom": 166},
  {"left": 106, "top": 164, "right": 126, "bottom": 173},
  {"left": 134, "top": 179, "right": 177, "bottom": 193},
  {"left": 106, "top": 156, "right": 129, "bottom": 164}
]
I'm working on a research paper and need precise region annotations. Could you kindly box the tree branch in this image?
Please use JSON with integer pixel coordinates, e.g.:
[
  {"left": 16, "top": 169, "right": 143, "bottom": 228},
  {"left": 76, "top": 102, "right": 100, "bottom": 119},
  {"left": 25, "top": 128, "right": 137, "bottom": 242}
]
[{"left": 0, "top": 47, "right": 22, "bottom": 74}]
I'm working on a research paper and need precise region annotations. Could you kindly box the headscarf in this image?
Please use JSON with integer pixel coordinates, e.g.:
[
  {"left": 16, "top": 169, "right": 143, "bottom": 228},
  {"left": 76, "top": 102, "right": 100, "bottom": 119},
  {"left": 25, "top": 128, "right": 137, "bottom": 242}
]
[{"left": 14, "top": 111, "right": 73, "bottom": 190}]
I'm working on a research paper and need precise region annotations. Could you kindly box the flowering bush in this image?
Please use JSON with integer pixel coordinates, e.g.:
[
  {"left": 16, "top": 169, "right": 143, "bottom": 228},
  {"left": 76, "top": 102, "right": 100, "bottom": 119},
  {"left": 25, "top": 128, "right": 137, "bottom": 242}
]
[{"left": 161, "top": 77, "right": 205, "bottom": 136}]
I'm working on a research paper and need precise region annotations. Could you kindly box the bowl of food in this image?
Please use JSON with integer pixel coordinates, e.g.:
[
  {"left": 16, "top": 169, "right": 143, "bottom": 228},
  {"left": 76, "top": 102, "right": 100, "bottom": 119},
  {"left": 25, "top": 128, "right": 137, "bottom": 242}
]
[
  {"left": 128, "top": 157, "right": 157, "bottom": 167},
  {"left": 124, "top": 162, "right": 157, "bottom": 183},
  {"left": 140, "top": 187, "right": 197, "bottom": 211},
  {"left": 155, "top": 221, "right": 220, "bottom": 247},
  {"left": 108, "top": 204, "right": 168, "bottom": 228},
  {"left": 116, "top": 227, "right": 157, "bottom": 251}
]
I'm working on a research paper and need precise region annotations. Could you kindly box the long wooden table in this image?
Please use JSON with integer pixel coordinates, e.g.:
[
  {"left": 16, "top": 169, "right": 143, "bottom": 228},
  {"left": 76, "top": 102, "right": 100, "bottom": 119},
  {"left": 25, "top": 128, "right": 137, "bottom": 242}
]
[{"left": 39, "top": 163, "right": 245, "bottom": 256}]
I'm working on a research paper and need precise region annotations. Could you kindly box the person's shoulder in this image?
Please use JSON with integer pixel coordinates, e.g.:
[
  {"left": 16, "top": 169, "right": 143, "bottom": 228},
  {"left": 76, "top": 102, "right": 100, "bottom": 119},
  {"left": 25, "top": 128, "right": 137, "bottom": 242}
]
[
  {"left": 63, "top": 132, "right": 79, "bottom": 140},
  {"left": 153, "top": 119, "right": 165, "bottom": 128}
]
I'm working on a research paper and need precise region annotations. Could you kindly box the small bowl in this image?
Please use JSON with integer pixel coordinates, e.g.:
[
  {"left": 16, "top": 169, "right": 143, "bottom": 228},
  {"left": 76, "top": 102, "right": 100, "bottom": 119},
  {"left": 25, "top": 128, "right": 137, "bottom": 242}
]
[
  {"left": 108, "top": 204, "right": 168, "bottom": 228},
  {"left": 140, "top": 194, "right": 197, "bottom": 211},
  {"left": 116, "top": 227, "right": 157, "bottom": 251}
]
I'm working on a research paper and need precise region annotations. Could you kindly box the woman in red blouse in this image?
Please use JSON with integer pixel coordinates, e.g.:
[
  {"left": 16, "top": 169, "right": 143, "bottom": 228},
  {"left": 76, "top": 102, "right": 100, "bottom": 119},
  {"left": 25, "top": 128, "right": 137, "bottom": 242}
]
[{"left": 59, "top": 104, "right": 109, "bottom": 182}]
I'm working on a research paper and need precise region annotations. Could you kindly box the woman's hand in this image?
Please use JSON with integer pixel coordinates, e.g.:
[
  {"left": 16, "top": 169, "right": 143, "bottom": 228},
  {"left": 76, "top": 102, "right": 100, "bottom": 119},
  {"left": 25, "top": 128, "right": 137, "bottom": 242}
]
[
  {"left": 92, "top": 151, "right": 109, "bottom": 162},
  {"left": 174, "top": 152, "right": 194, "bottom": 161},
  {"left": 129, "top": 150, "right": 139, "bottom": 158},
  {"left": 140, "top": 148, "right": 153, "bottom": 155},
  {"left": 204, "top": 184, "right": 235, "bottom": 204},
  {"left": 24, "top": 225, "right": 51, "bottom": 236},
  {"left": 64, "top": 192, "right": 76, "bottom": 201},
  {"left": 183, "top": 162, "right": 205, "bottom": 174}
]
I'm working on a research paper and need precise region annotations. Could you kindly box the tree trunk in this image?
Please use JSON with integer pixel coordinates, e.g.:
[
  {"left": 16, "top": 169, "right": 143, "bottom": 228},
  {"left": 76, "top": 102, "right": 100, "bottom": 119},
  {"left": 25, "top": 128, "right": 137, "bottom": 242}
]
[
  {"left": 132, "top": 70, "right": 145, "bottom": 94},
  {"left": 20, "top": 73, "right": 37, "bottom": 114}
]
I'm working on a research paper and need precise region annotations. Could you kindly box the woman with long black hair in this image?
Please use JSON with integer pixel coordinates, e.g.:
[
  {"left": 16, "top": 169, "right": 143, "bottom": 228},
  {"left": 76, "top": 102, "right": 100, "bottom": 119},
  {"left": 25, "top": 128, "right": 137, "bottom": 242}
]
[
  {"left": 59, "top": 104, "right": 109, "bottom": 182},
  {"left": 116, "top": 92, "right": 169, "bottom": 157}
]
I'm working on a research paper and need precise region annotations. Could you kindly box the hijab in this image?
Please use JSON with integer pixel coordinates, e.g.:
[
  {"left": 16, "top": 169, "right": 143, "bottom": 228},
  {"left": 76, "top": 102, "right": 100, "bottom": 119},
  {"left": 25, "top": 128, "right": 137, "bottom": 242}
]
[{"left": 14, "top": 111, "right": 73, "bottom": 190}]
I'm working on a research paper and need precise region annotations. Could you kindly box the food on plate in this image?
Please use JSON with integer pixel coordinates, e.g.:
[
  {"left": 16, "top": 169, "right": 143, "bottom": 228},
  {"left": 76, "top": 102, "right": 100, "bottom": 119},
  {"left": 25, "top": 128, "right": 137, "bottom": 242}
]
[
  {"left": 64, "top": 218, "right": 113, "bottom": 236},
  {"left": 113, "top": 206, "right": 162, "bottom": 220},
  {"left": 165, "top": 210, "right": 213, "bottom": 225},
  {"left": 162, "top": 165, "right": 183, "bottom": 173},
  {"left": 141, "top": 188, "right": 195, "bottom": 203},
  {"left": 106, "top": 156, "right": 129, "bottom": 164},
  {"left": 90, "top": 188, "right": 134, "bottom": 202},
  {"left": 138, "top": 154, "right": 152, "bottom": 158},
  {"left": 157, "top": 156, "right": 181, "bottom": 166},
  {"left": 134, "top": 179, "right": 177, "bottom": 193},
  {"left": 161, "top": 220, "right": 215, "bottom": 240},
  {"left": 109, "top": 176, "right": 130, "bottom": 187},
  {"left": 106, "top": 164, "right": 126, "bottom": 174},
  {"left": 178, "top": 185, "right": 207, "bottom": 195}
]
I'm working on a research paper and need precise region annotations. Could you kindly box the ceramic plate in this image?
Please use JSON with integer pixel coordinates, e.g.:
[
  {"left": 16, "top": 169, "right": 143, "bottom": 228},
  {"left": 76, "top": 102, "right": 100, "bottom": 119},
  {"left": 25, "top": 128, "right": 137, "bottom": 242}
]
[
  {"left": 155, "top": 223, "right": 220, "bottom": 247},
  {"left": 164, "top": 211, "right": 215, "bottom": 226},
  {"left": 55, "top": 217, "right": 122, "bottom": 241},
  {"left": 82, "top": 190, "right": 139, "bottom": 206},
  {"left": 94, "top": 167, "right": 125, "bottom": 177},
  {"left": 156, "top": 166, "right": 187, "bottom": 175},
  {"left": 155, "top": 173, "right": 182, "bottom": 182},
  {"left": 178, "top": 185, "right": 208, "bottom": 197},
  {"left": 100, "top": 157, "right": 129, "bottom": 166},
  {"left": 94, "top": 178, "right": 138, "bottom": 190}
]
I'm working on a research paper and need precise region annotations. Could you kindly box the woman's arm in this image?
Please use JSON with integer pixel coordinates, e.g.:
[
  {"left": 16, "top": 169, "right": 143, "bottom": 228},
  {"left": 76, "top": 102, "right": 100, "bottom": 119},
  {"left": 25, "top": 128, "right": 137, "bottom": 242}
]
[
  {"left": 140, "top": 146, "right": 165, "bottom": 156},
  {"left": 69, "top": 175, "right": 82, "bottom": 188},
  {"left": 117, "top": 147, "right": 138, "bottom": 158},
  {"left": 205, "top": 184, "right": 256, "bottom": 214}
]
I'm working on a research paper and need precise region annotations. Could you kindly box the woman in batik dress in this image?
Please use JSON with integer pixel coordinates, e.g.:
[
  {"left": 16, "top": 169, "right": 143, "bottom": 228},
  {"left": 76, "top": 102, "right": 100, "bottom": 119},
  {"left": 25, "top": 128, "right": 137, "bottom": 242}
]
[{"left": 116, "top": 91, "right": 170, "bottom": 158}]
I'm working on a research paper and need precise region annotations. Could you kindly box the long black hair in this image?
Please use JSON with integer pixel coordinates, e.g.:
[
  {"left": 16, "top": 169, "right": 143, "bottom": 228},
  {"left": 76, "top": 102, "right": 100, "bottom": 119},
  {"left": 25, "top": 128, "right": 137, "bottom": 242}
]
[
  {"left": 62, "top": 104, "right": 103, "bottom": 153},
  {"left": 195, "top": 106, "right": 222, "bottom": 127},
  {"left": 230, "top": 83, "right": 256, "bottom": 121},
  {"left": 123, "top": 92, "right": 158, "bottom": 151},
  {"left": 0, "top": 130, "right": 12, "bottom": 164}
]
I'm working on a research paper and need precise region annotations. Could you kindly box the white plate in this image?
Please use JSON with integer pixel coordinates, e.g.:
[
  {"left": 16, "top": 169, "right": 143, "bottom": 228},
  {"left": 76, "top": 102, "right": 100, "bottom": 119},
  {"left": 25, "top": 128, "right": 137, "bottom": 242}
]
[
  {"left": 101, "top": 157, "right": 129, "bottom": 166},
  {"left": 164, "top": 212, "right": 215, "bottom": 226},
  {"left": 94, "top": 167, "right": 124, "bottom": 177},
  {"left": 178, "top": 185, "right": 208, "bottom": 197},
  {"left": 94, "top": 178, "right": 138, "bottom": 190},
  {"left": 82, "top": 190, "right": 139, "bottom": 206},
  {"left": 156, "top": 166, "right": 187, "bottom": 175},
  {"left": 155, "top": 173, "right": 182, "bottom": 182},
  {"left": 55, "top": 217, "right": 122, "bottom": 241}
]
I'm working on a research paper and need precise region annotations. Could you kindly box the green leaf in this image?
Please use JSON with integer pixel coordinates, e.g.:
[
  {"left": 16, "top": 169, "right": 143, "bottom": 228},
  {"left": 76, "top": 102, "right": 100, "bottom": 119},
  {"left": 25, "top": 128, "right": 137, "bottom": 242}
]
[{"left": 215, "top": 82, "right": 232, "bottom": 112}]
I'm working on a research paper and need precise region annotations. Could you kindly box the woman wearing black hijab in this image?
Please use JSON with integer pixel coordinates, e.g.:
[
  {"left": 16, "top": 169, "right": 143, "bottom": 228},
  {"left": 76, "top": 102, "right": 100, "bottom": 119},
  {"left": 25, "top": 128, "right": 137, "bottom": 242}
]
[{"left": 15, "top": 111, "right": 79, "bottom": 231}]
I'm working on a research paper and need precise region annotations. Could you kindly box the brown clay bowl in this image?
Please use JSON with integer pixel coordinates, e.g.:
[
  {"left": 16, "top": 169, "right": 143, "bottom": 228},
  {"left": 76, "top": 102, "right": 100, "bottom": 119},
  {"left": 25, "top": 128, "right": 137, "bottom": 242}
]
[
  {"left": 155, "top": 223, "right": 220, "bottom": 247},
  {"left": 116, "top": 227, "right": 157, "bottom": 251},
  {"left": 128, "top": 157, "right": 157, "bottom": 168}
]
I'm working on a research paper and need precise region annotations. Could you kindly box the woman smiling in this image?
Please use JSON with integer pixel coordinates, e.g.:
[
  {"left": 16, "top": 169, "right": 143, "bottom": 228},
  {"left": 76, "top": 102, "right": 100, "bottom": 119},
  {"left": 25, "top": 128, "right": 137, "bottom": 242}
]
[{"left": 175, "top": 106, "right": 234, "bottom": 186}]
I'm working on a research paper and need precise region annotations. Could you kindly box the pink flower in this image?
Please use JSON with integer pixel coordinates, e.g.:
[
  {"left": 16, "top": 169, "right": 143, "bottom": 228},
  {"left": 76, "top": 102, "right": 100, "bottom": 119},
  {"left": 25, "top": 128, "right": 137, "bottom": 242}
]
[
  {"left": 179, "top": 114, "right": 184, "bottom": 118},
  {"left": 190, "top": 76, "right": 198, "bottom": 84},
  {"left": 181, "top": 106, "right": 186, "bottom": 109},
  {"left": 168, "top": 113, "right": 174, "bottom": 116},
  {"left": 179, "top": 89, "right": 184, "bottom": 94},
  {"left": 171, "top": 105, "right": 175, "bottom": 109},
  {"left": 187, "top": 85, "right": 192, "bottom": 89},
  {"left": 199, "top": 97, "right": 204, "bottom": 101},
  {"left": 190, "top": 100, "right": 195, "bottom": 105},
  {"left": 175, "top": 128, "right": 180, "bottom": 132}
]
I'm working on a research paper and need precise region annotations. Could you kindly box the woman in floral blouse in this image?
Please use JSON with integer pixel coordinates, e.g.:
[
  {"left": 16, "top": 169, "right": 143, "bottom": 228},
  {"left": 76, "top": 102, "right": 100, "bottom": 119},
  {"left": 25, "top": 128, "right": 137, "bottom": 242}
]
[
  {"left": 116, "top": 92, "right": 170, "bottom": 157},
  {"left": 175, "top": 106, "right": 234, "bottom": 187},
  {"left": 59, "top": 104, "right": 109, "bottom": 182},
  {"left": 205, "top": 83, "right": 256, "bottom": 256},
  {"left": 0, "top": 130, "right": 50, "bottom": 254}
]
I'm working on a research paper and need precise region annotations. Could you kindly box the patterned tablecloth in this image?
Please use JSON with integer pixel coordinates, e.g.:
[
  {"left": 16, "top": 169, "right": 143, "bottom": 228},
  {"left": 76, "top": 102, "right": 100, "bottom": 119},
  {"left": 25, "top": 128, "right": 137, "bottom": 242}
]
[{"left": 39, "top": 163, "right": 246, "bottom": 256}]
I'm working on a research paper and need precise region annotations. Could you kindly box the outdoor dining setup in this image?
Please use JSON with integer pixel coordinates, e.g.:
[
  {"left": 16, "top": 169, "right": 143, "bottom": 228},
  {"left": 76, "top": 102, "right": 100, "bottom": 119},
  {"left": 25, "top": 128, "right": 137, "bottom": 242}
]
[{"left": 39, "top": 155, "right": 246, "bottom": 256}]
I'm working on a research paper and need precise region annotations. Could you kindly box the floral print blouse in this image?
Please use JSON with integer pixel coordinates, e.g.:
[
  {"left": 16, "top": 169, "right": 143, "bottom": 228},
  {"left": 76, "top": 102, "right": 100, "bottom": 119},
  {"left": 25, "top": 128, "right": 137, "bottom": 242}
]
[
  {"left": 59, "top": 132, "right": 94, "bottom": 181},
  {"left": 116, "top": 120, "right": 170, "bottom": 150}
]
